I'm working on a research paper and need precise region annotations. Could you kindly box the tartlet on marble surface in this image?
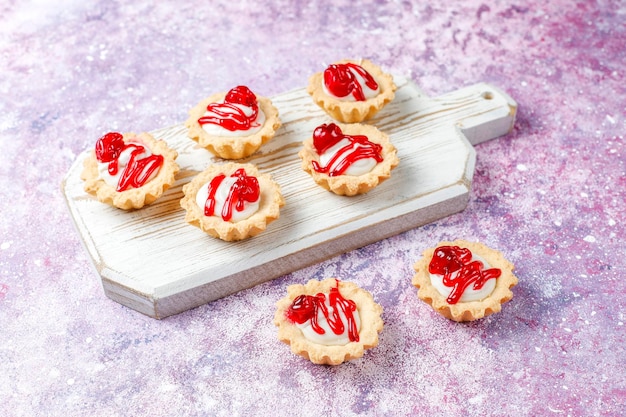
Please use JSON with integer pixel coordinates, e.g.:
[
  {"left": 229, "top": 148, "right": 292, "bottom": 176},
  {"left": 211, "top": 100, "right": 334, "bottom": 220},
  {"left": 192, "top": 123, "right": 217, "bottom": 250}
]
[
  {"left": 180, "top": 162, "right": 284, "bottom": 241},
  {"left": 185, "top": 85, "right": 281, "bottom": 159},
  {"left": 412, "top": 240, "right": 518, "bottom": 322},
  {"left": 81, "top": 131, "right": 179, "bottom": 210},
  {"left": 307, "top": 58, "right": 396, "bottom": 123},
  {"left": 274, "top": 278, "right": 384, "bottom": 365},
  {"left": 298, "top": 122, "right": 399, "bottom": 196}
]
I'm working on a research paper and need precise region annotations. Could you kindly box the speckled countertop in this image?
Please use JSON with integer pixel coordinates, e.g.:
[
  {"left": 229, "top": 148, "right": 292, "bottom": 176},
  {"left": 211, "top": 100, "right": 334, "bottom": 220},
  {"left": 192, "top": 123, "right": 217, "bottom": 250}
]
[{"left": 1, "top": 1, "right": 625, "bottom": 416}]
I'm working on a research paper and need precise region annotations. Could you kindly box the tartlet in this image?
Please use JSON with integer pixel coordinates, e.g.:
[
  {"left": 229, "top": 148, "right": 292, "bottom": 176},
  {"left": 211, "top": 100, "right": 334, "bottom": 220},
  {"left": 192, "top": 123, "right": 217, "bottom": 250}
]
[
  {"left": 307, "top": 59, "right": 396, "bottom": 123},
  {"left": 185, "top": 85, "right": 281, "bottom": 159},
  {"left": 298, "top": 122, "right": 399, "bottom": 196},
  {"left": 180, "top": 162, "right": 284, "bottom": 241},
  {"left": 274, "top": 278, "right": 383, "bottom": 365},
  {"left": 81, "top": 131, "right": 179, "bottom": 210},
  {"left": 412, "top": 240, "right": 518, "bottom": 322}
]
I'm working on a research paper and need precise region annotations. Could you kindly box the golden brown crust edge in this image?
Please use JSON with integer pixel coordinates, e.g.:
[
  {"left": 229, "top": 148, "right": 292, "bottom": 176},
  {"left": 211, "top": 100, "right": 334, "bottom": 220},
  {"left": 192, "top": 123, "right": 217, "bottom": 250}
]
[
  {"left": 185, "top": 93, "right": 281, "bottom": 159},
  {"left": 412, "top": 240, "right": 518, "bottom": 322},
  {"left": 298, "top": 123, "right": 399, "bottom": 196},
  {"left": 180, "top": 162, "right": 284, "bottom": 241},
  {"left": 274, "top": 278, "right": 384, "bottom": 365},
  {"left": 306, "top": 59, "right": 396, "bottom": 123},
  {"left": 80, "top": 132, "right": 179, "bottom": 210}
]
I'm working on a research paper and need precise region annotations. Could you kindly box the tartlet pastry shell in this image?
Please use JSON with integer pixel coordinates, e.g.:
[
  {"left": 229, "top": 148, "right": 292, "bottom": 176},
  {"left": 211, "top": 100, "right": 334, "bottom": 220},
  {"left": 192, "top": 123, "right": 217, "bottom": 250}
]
[
  {"left": 185, "top": 93, "right": 281, "bottom": 159},
  {"left": 298, "top": 123, "right": 399, "bottom": 196},
  {"left": 412, "top": 240, "right": 518, "bottom": 322},
  {"left": 307, "top": 59, "right": 396, "bottom": 123},
  {"left": 81, "top": 132, "right": 179, "bottom": 210},
  {"left": 274, "top": 278, "right": 384, "bottom": 365},
  {"left": 180, "top": 162, "right": 284, "bottom": 241}
]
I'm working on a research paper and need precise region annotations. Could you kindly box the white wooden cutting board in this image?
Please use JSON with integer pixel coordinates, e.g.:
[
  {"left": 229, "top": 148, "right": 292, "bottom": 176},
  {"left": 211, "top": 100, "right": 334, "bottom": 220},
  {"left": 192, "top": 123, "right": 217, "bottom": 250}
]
[{"left": 62, "top": 76, "right": 517, "bottom": 318}]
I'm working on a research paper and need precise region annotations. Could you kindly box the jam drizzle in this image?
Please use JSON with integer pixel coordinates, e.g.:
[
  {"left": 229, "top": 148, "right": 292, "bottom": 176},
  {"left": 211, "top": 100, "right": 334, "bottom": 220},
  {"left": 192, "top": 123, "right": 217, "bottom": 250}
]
[
  {"left": 311, "top": 123, "right": 383, "bottom": 177},
  {"left": 323, "top": 63, "right": 378, "bottom": 101},
  {"left": 286, "top": 279, "right": 360, "bottom": 343},
  {"left": 95, "top": 132, "right": 163, "bottom": 192},
  {"left": 428, "top": 245, "right": 501, "bottom": 304},
  {"left": 203, "top": 168, "right": 260, "bottom": 221},
  {"left": 198, "top": 85, "right": 260, "bottom": 131}
]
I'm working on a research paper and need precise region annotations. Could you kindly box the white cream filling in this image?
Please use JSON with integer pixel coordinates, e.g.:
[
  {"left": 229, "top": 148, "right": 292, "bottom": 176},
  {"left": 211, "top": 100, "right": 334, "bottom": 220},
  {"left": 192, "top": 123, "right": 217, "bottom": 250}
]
[
  {"left": 429, "top": 254, "right": 497, "bottom": 302},
  {"left": 318, "top": 138, "right": 378, "bottom": 176},
  {"left": 323, "top": 67, "right": 380, "bottom": 102},
  {"left": 97, "top": 142, "right": 158, "bottom": 188},
  {"left": 196, "top": 175, "right": 260, "bottom": 223},
  {"left": 296, "top": 297, "right": 361, "bottom": 346},
  {"left": 201, "top": 102, "right": 266, "bottom": 137}
]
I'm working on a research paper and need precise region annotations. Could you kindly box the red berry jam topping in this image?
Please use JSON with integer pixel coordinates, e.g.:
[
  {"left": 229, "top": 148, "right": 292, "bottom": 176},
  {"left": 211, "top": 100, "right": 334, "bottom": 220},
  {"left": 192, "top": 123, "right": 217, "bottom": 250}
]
[
  {"left": 286, "top": 279, "right": 360, "bottom": 343},
  {"left": 323, "top": 63, "right": 379, "bottom": 101},
  {"left": 95, "top": 132, "right": 125, "bottom": 163},
  {"left": 95, "top": 132, "right": 163, "bottom": 192},
  {"left": 311, "top": 123, "right": 383, "bottom": 177},
  {"left": 203, "top": 168, "right": 260, "bottom": 221},
  {"left": 428, "top": 246, "right": 501, "bottom": 304},
  {"left": 198, "top": 85, "right": 261, "bottom": 131}
]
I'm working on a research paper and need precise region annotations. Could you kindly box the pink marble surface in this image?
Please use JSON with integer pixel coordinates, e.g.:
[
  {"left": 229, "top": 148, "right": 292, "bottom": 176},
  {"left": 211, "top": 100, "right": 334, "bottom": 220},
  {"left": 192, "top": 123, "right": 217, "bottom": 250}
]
[{"left": 1, "top": 0, "right": 625, "bottom": 415}]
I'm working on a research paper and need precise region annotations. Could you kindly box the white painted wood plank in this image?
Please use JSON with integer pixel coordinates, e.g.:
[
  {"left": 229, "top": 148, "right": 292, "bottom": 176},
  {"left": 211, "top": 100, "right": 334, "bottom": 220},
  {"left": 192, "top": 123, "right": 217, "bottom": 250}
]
[{"left": 62, "top": 76, "right": 517, "bottom": 318}]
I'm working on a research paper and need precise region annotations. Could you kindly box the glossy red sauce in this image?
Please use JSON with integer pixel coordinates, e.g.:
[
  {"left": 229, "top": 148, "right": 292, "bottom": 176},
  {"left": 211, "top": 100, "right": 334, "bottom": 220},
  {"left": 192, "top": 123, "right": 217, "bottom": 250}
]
[
  {"left": 286, "top": 279, "right": 360, "bottom": 343},
  {"left": 198, "top": 85, "right": 260, "bottom": 131},
  {"left": 323, "top": 62, "right": 378, "bottom": 101},
  {"left": 95, "top": 132, "right": 163, "bottom": 192},
  {"left": 311, "top": 123, "right": 383, "bottom": 177},
  {"left": 428, "top": 245, "right": 501, "bottom": 304},
  {"left": 203, "top": 168, "right": 260, "bottom": 221}
]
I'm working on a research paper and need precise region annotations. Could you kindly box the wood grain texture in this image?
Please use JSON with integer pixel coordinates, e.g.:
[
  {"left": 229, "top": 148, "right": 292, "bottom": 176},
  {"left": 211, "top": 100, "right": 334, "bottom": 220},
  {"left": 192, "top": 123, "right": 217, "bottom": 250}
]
[{"left": 61, "top": 76, "right": 517, "bottom": 318}]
